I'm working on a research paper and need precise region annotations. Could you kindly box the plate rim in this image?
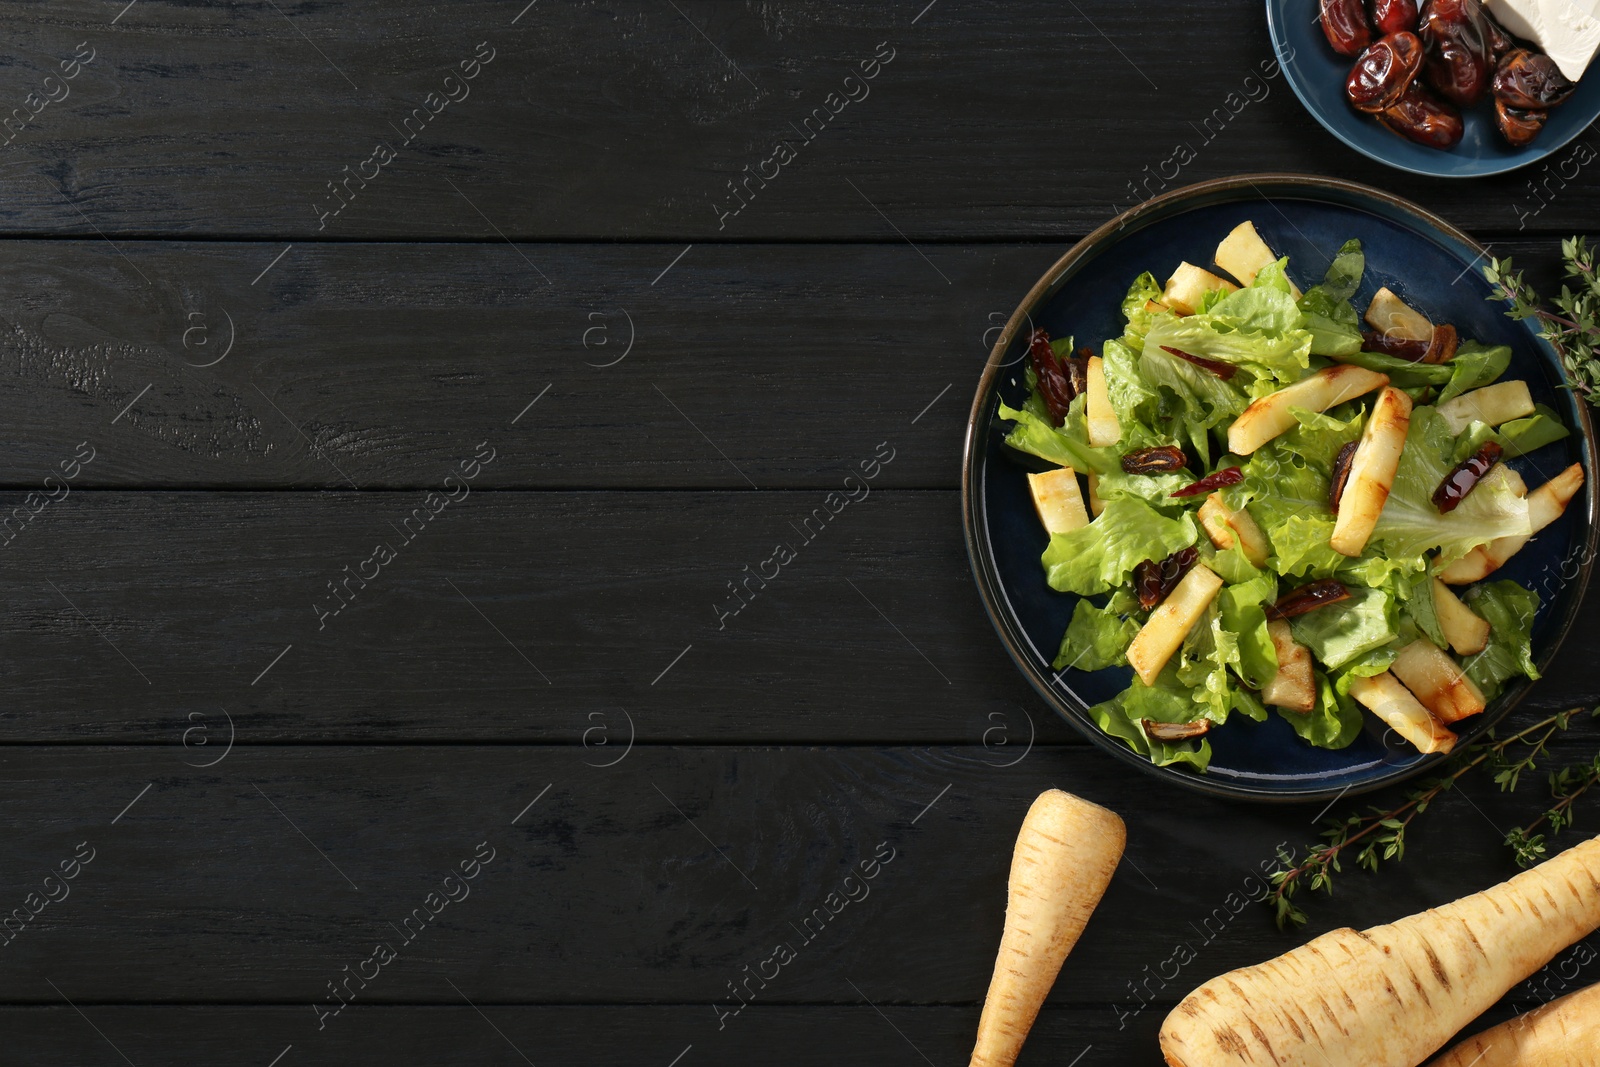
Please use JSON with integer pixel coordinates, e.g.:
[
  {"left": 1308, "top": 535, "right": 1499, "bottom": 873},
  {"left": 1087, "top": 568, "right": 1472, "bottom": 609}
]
[
  {"left": 960, "top": 171, "right": 1600, "bottom": 803},
  {"left": 1263, "top": 0, "right": 1599, "bottom": 179}
]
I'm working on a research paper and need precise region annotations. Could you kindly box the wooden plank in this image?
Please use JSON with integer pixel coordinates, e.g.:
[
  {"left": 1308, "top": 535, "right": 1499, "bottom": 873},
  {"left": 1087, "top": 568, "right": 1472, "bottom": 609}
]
[
  {"left": 0, "top": 3, "right": 1594, "bottom": 239},
  {"left": 0, "top": 1006, "right": 1176, "bottom": 1067},
  {"left": 0, "top": 1004, "right": 1563, "bottom": 1066},
  {"left": 0, "top": 239, "right": 1570, "bottom": 490},
  {"left": 0, "top": 741, "right": 1590, "bottom": 1014},
  {"left": 0, "top": 239, "right": 1046, "bottom": 489},
  {"left": 0, "top": 1003, "right": 1562, "bottom": 1067},
  {"left": 0, "top": 489, "right": 1049, "bottom": 743},
  {"left": 6, "top": 489, "right": 1597, "bottom": 744}
]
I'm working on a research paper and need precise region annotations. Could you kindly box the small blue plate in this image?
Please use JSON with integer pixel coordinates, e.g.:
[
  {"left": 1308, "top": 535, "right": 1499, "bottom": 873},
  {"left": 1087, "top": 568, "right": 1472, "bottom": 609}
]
[
  {"left": 962, "top": 174, "right": 1598, "bottom": 802},
  {"left": 1266, "top": 0, "right": 1600, "bottom": 177}
]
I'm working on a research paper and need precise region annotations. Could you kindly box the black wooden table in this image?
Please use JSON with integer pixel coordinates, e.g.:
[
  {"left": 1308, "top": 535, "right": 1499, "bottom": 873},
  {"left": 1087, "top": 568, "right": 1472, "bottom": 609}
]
[{"left": 3, "top": 2, "right": 1598, "bottom": 1064}]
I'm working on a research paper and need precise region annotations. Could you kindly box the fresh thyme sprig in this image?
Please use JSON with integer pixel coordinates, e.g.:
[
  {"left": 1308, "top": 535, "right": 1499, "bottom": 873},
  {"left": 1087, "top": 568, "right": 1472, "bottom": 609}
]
[
  {"left": 1506, "top": 750, "right": 1600, "bottom": 868},
  {"left": 1483, "top": 238, "right": 1600, "bottom": 404},
  {"left": 1266, "top": 708, "right": 1592, "bottom": 929}
]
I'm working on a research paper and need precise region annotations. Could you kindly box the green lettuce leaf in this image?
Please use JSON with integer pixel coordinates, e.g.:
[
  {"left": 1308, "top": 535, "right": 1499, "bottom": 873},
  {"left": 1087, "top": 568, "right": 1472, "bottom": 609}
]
[
  {"left": 1218, "top": 571, "right": 1279, "bottom": 689},
  {"left": 1338, "top": 552, "right": 1426, "bottom": 589},
  {"left": 1339, "top": 643, "right": 1399, "bottom": 678},
  {"left": 1371, "top": 406, "right": 1532, "bottom": 565},
  {"left": 1455, "top": 406, "right": 1571, "bottom": 461},
  {"left": 1119, "top": 271, "right": 1164, "bottom": 350},
  {"left": 1100, "top": 337, "right": 1163, "bottom": 443},
  {"left": 1462, "top": 580, "right": 1541, "bottom": 700},
  {"left": 1252, "top": 256, "right": 1295, "bottom": 295},
  {"left": 1297, "top": 239, "right": 1365, "bottom": 357},
  {"left": 1041, "top": 497, "right": 1197, "bottom": 596},
  {"left": 1142, "top": 285, "right": 1313, "bottom": 381},
  {"left": 1135, "top": 344, "right": 1251, "bottom": 464},
  {"left": 1053, "top": 590, "right": 1141, "bottom": 671},
  {"left": 1277, "top": 672, "right": 1364, "bottom": 749},
  {"left": 1227, "top": 450, "right": 1344, "bottom": 576},
  {"left": 1332, "top": 349, "right": 1452, "bottom": 389},
  {"left": 1277, "top": 406, "right": 1365, "bottom": 475},
  {"left": 1091, "top": 350, "right": 1197, "bottom": 501},
  {"left": 1232, "top": 685, "right": 1269, "bottom": 722},
  {"left": 1497, "top": 408, "right": 1571, "bottom": 457},
  {"left": 1437, "top": 341, "right": 1512, "bottom": 405},
  {"left": 1087, "top": 674, "right": 1213, "bottom": 770},
  {"left": 1094, "top": 467, "right": 1193, "bottom": 509},
  {"left": 1290, "top": 584, "right": 1396, "bottom": 670},
  {"left": 1271, "top": 514, "right": 1347, "bottom": 578},
  {"left": 1176, "top": 604, "right": 1237, "bottom": 725},
  {"left": 997, "top": 396, "right": 1116, "bottom": 475},
  {"left": 1402, "top": 571, "right": 1447, "bottom": 650},
  {"left": 1196, "top": 285, "right": 1232, "bottom": 315},
  {"left": 1229, "top": 446, "right": 1329, "bottom": 528},
  {"left": 1201, "top": 538, "right": 1265, "bottom": 585}
]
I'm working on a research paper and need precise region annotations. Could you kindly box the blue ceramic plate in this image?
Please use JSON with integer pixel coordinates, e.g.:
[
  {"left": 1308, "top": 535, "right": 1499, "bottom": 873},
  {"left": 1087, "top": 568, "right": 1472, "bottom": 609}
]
[
  {"left": 962, "top": 174, "right": 1597, "bottom": 802},
  {"left": 1266, "top": 0, "right": 1600, "bottom": 177}
]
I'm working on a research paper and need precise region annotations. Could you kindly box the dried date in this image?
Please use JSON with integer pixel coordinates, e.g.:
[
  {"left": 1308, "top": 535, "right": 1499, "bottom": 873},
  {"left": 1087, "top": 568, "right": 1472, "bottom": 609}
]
[
  {"left": 1494, "top": 98, "right": 1548, "bottom": 147},
  {"left": 1378, "top": 82, "right": 1465, "bottom": 148},
  {"left": 1026, "top": 328, "right": 1076, "bottom": 426},
  {"left": 1330, "top": 441, "right": 1358, "bottom": 513},
  {"left": 1121, "top": 446, "right": 1189, "bottom": 475},
  {"left": 1493, "top": 49, "right": 1576, "bottom": 110},
  {"left": 1263, "top": 579, "right": 1353, "bottom": 621},
  {"left": 1482, "top": 11, "right": 1514, "bottom": 59},
  {"left": 1067, "top": 346, "right": 1091, "bottom": 398},
  {"left": 1171, "top": 466, "right": 1244, "bottom": 498},
  {"left": 1422, "top": 322, "right": 1458, "bottom": 363},
  {"left": 1142, "top": 719, "right": 1211, "bottom": 741},
  {"left": 1372, "top": 0, "right": 1420, "bottom": 35},
  {"left": 1362, "top": 328, "right": 1432, "bottom": 361},
  {"left": 1322, "top": 0, "right": 1374, "bottom": 55},
  {"left": 1420, "top": 0, "right": 1492, "bottom": 107},
  {"left": 1347, "top": 31, "right": 1426, "bottom": 113},
  {"left": 1134, "top": 547, "right": 1199, "bottom": 611},
  {"left": 1432, "top": 440, "right": 1503, "bottom": 512}
]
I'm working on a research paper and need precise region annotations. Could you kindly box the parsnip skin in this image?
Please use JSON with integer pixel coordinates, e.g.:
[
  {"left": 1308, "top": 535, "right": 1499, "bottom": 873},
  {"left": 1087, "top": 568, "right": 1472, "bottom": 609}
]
[
  {"left": 1425, "top": 981, "right": 1600, "bottom": 1067},
  {"left": 970, "top": 790, "right": 1125, "bottom": 1067},
  {"left": 1127, "top": 564, "right": 1225, "bottom": 686},
  {"left": 1330, "top": 385, "right": 1412, "bottom": 557},
  {"left": 1084, "top": 355, "right": 1121, "bottom": 447},
  {"left": 1160, "top": 835, "right": 1600, "bottom": 1067},
  {"left": 1366, "top": 286, "right": 1434, "bottom": 342},
  {"left": 1163, "top": 262, "right": 1238, "bottom": 316},
  {"left": 1227, "top": 364, "right": 1388, "bottom": 456},
  {"left": 1347, "top": 670, "right": 1456, "bottom": 755},
  {"left": 1213, "top": 220, "right": 1300, "bottom": 298}
]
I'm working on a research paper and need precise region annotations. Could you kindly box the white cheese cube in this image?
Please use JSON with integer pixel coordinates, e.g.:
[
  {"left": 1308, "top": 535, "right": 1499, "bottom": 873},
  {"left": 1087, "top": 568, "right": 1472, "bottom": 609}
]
[{"left": 1489, "top": 0, "right": 1600, "bottom": 82}]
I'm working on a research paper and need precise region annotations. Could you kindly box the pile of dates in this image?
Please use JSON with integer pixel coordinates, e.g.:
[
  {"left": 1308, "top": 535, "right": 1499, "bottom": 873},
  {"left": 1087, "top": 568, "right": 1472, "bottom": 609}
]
[{"left": 1321, "top": 0, "right": 1578, "bottom": 149}]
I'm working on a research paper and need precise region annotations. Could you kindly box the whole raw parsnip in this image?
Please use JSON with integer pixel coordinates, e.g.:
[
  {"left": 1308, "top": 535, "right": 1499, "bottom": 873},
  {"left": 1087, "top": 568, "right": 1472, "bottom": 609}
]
[
  {"left": 1160, "top": 836, "right": 1600, "bottom": 1067},
  {"left": 969, "top": 789, "right": 1125, "bottom": 1067},
  {"left": 1426, "top": 980, "right": 1600, "bottom": 1066}
]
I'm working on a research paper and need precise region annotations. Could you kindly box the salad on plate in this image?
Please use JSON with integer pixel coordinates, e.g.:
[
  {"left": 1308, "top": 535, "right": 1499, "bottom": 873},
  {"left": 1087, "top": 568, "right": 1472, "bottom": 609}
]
[{"left": 1000, "top": 220, "right": 1585, "bottom": 770}]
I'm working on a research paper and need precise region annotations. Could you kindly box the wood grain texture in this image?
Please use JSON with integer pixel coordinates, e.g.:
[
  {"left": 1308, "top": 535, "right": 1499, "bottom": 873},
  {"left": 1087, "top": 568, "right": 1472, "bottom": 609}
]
[
  {"left": 24, "top": 1002, "right": 1549, "bottom": 1067},
  {"left": 5, "top": 489, "right": 1596, "bottom": 744},
  {"left": 0, "top": 741, "right": 1591, "bottom": 1014},
  {"left": 0, "top": 239, "right": 1041, "bottom": 489},
  {"left": 0, "top": 239, "right": 1570, "bottom": 490},
  {"left": 0, "top": 489, "right": 1049, "bottom": 743},
  {"left": 0, "top": 1004, "right": 1552, "bottom": 1067},
  {"left": 0, "top": 2, "right": 1593, "bottom": 240},
  {"left": 0, "top": 1006, "right": 1179, "bottom": 1067}
]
